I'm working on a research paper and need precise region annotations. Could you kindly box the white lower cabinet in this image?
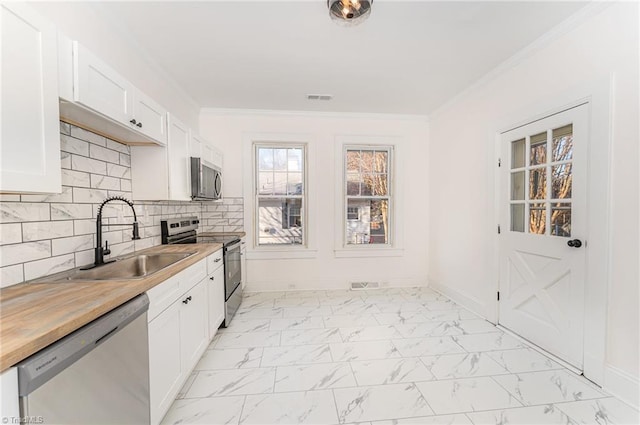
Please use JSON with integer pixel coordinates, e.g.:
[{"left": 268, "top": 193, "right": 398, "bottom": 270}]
[
  {"left": 147, "top": 250, "right": 223, "bottom": 424},
  {"left": 0, "top": 367, "right": 19, "bottom": 421}
]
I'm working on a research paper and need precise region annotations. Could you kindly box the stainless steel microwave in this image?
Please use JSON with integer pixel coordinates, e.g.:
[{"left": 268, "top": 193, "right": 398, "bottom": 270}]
[{"left": 190, "top": 157, "right": 222, "bottom": 200}]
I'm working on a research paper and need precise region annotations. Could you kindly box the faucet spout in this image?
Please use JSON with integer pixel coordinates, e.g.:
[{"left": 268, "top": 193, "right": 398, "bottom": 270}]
[{"left": 83, "top": 196, "right": 140, "bottom": 270}]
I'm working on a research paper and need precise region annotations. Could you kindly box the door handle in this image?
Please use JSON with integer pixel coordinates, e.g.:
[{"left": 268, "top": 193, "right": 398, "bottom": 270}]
[{"left": 567, "top": 239, "right": 583, "bottom": 248}]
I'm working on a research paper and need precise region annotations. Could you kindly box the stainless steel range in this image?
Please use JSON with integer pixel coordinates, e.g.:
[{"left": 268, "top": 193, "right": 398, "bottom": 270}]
[{"left": 161, "top": 217, "right": 242, "bottom": 326}]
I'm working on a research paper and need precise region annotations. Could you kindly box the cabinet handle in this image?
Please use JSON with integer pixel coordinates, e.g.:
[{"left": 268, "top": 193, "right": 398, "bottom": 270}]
[
  {"left": 182, "top": 295, "right": 192, "bottom": 304},
  {"left": 136, "top": 122, "right": 142, "bottom": 128},
  {"left": 129, "top": 119, "right": 137, "bottom": 125},
  {"left": 214, "top": 258, "right": 221, "bottom": 262},
  {"left": 210, "top": 276, "right": 215, "bottom": 280}
]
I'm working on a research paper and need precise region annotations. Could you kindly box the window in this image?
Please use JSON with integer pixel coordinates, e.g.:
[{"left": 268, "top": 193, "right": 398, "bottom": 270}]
[
  {"left": 344, "top": 146, "right": 392, "bottom": 245},
  {"left": 255, "top": 144, "right": 306, "bottom": 245}
]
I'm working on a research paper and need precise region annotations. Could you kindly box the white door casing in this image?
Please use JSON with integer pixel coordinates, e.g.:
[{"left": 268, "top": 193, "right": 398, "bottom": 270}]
[{"left": 499, "top": 103, "right": 588, "bottom": 370}]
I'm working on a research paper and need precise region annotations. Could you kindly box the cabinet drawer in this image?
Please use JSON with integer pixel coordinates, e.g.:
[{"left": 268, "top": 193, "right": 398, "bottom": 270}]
[
  {"left": 207, "top": 249, "right": 223, "bottom": 274},
  {"left": 177, "top": 258, "right": 207, "bottom": 291},
  {"left": 147, "top": 274, "right": 180, "bottom": 322}
]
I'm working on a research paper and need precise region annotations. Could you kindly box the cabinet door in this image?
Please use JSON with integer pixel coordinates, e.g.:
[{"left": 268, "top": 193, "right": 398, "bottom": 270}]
[
  {"left": 74, "top": 42, "right": 134, "bottom": 125},
  {"left": 208, "top": 267, "right": 225, "bottom": 338},
  {"left": 148, "top": 301, "right": 182, "bottom": 425},
  {"left": 133, "top": 90, "right": 167, "bottom": 145},
  {"left": 167, "top": 114, "right": 191, "bottom": 201},
  {"left": 180, "top": 280, "right": 209, "bottom": 371},
  {"left": 1, "top": 3, "right": 61, "bottom": 193}
]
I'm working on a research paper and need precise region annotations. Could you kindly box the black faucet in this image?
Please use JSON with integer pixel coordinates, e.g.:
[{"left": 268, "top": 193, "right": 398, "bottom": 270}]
[{"left": 83, "top": 196, "right": 140, "bottom": 269}]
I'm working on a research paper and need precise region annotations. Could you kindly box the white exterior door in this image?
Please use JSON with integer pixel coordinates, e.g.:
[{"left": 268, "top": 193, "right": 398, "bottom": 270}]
[{"left": 499, "top": 104, "right": 588, "bottom": 369}]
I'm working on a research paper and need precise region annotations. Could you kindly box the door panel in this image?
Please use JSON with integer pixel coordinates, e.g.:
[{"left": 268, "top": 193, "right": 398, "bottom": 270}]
[{"left": 499, "top": 104, "right": 588, "bottom": 369}]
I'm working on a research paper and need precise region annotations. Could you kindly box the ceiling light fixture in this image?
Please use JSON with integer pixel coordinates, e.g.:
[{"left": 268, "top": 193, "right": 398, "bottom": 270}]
[{"left": 328, "top": 0, "right": 372, "bottom": 26}]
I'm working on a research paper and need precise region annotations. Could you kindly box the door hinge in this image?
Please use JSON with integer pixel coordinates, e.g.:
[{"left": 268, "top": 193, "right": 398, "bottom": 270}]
[
  {"left": 497, "top": 291, "right": 500, "bottom": 301},
  {"left": 497, "top": 225, "right": 501, "bottom": 234},
  {"left": 498, "top": 158, "right": 502, "bottom": 167}
]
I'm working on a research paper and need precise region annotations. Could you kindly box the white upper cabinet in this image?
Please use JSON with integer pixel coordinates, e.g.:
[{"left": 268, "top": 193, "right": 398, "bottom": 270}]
[
  {"left": 191, "top": 133, "right": 223, "bottom": 170},
  {"left": 58, "top": 37, "right": 168, "bottom": 146},
  {"left": 130, "top": 113, "right": 190, "bottom": 201},
  {"left": 74, "top": 42, "right": 134, "bottom": 125},
  {"left": 1, "top": 3, "right": 61, "bottom": 194}
]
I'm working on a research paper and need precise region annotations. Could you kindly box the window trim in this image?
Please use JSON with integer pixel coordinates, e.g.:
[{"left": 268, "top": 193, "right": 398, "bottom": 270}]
[
  {"left": 341, "top": 143, "right": 395, "bottom": 249},
  {"left": 253, "top": 141, "right": 308, "bottom": 248}
]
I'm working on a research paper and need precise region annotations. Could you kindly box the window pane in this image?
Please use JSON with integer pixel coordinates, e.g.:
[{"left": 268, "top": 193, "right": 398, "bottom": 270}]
[
  {"left": 273, "top": 172, "right": 287, "bottom": 195},
  {"left": 530, "top": 132, "right": 547, "bottom": 165},
  {"left": 529, "top": 168, "right": 547, "bottom": 200},
  {"left": 287, "top": 172, "right": 302, "bottom": 195},
  {"left": 361, "top": 173, "right": 374, "bottom": 196},
  {"left": 258, "top": 172, "right": 273, "bottom": 195},
  {"left": 361, "top": 151, "right": 374, "bottom": 172},
  {"left": 346, "top": 150, "right": 360, "bottom": 172},
  {"left": 258, "top": 198, "right": 303, "bottom": 245},
  {"left": 374, "top": 151, "right": 388, "bottom": 173},
  {"left": 511, "top": 171, "right": 525, "bottom": 200},
  {"left": 552, "top": 124, "right": 573, "bottom": 162},
  {"left": 347, "top": 173, "right": 361, "bottom": 195},
  {"left": 288, "top": 149, "right": 303, "bottom": 172},
  {"left": 274, "top": 149, "right": 287, "bottom": 171},
  {"left": 346, "top": 199, "right": 389, "bottom": 245},
  {"left": 511, "top": 204, "right": 525, "bottom": 232},
  {"left": 258, "top": 148, "right": 273, "bottom": 171},
  {"left": 529, "top": 203, "right": 546, "bottom": 235},
  {"left": 511, "top": 139, "right": 525, "bottom": 169},
  {"left": 551, "top": 203, "right": 571, "bottom": 237},
  {"left": 373, "top": 174, "right": 389, "bottom": 196},
  {"left": 552, "top": 163, "right": 572, "bottom": 199}
]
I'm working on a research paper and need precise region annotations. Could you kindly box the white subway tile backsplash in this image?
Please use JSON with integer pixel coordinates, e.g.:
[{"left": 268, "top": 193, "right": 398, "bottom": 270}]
[
  {"left": 24, "top": 254, "right": 75, "bottom": 281},
  {"left": 120, "top": 153, "right": 131, "bottom": 166},
  {"left": 73, "top": 219, "right": 95, "bottom": 236},
  {"left": 90, "top": 144, "right": 120, "bottom": 164},
  {"left": 70, "top": 126, "right": 106, "bottom": 146},
  {"left": 60, "top": 134, "right": 89, "bottom": 156},
  {"left": 23, "top": 221, "right": 74, "bottom": 242},
  {"left": 75, "top": 249, "right": 94, "bottom": 268},
  {"left": 90, "top": 175, "right": 120, "bottom": 190},
  {"left": 106, "top": 139, "right": 130, "bottom": 154},
  {"left": 0, "top": 203, "right": 50, "bottom": 223},
  {"left": 72, "top": 188, "right": 108, "bottom": 204},
  {"left": 21, "top": 186, "right": 73, "bottom": 203},
  {"left": 52, "top": 235, "right": 94, "bottom": 256},
  {"left": 120, "top": 179, "right": 132, "bottom": 191},
  {"left": 0, "top": 240, "right": 50, "bottom": 267},
  {"left": 106, "top": 241, "right": 135, "bottom": 258},
  {"left": 71, "top": 155, "right": 107, "bottom": 175},
  {"left": 61, "top": 151, "right": 71, "bottom": 169},
  {"left": 106, "top": 163, "right": 129, "bottom": 178},
  {"left": 0, "top": 195, "right": 20, "bottom": 202},
  {"left": 62, "top": 169, "right": 91, "bottom": 188},
  {"left": 51, "top": 203, "right": 93, "bottom": 220},
  {"left": 60, "top": 121, "right": 71, "bottom": 135},
  {"left": 102, "top": 230, "right": 124, "bottom": 245},
  {"left": 0, "top": 264, "right": 24, "bottom": 288},
  {"left": 0, "top": 223, "right": 22, "bottom": 245}
]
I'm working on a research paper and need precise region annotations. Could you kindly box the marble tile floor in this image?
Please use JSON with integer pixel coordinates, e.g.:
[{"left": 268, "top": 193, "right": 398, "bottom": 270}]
[{"left": 162, "top": 287, "right": 639, "bottom": 425}]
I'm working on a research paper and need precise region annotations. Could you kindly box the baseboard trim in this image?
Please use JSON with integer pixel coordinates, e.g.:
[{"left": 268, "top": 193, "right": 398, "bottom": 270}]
[
  {"left": 428, "top": 278, "right": 488, "bottom": 321},
  {"left": 604, "top": 364, "right": 639, "bottom": 409},
  {"left": 245, "top": 276, "right": 428, "bottom": 292}
]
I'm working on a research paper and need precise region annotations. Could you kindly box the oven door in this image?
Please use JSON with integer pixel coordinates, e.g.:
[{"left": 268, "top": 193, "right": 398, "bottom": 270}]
[{"left": 224, "top": 241, "right": 242, "bottom": 299}]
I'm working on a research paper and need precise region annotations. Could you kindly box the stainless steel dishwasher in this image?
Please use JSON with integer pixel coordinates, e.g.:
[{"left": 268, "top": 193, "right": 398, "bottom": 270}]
[{"left": 17, "top": 294, "right": 150, "bottom": 424}]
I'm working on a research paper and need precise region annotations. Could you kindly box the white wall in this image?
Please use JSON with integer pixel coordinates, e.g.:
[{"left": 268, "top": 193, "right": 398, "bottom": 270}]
[
  {"left": 428, "top": 2, "right": 638, "bottom": 404},
  {"left": 199, "top": 111, "right": 429, "bottom": 291},
  {"left": 31, "top": 2, "right": 200, "bottom": 130}
]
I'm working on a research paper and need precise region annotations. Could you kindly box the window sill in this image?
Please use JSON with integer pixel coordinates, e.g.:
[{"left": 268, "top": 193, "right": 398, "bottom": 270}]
[
  {"left": 246, "top": 249, "right": 318, "bottom": 260},
  {"left": 334, "top": 247, "right": 404, "bottom": 258}
]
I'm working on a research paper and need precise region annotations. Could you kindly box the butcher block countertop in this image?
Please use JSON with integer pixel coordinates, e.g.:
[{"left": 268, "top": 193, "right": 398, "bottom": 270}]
[{"left": 0, "top": 243, "right": 222, "bottom": 372}]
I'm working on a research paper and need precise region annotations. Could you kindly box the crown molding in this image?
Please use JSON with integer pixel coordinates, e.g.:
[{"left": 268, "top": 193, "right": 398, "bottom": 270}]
[{"left": 200, "top": 107, "right": 429, "bottom": 122}]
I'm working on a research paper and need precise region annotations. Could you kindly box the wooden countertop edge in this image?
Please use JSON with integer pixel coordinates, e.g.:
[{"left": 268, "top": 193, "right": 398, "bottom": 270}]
[{"left": 0, "top": 243, "right": 222, "bottom": 372}]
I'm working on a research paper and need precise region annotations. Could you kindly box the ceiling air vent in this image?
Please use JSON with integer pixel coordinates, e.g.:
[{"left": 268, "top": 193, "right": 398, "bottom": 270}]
[{"left": 307, "top": 94, "right": 333, "bottom": 101}]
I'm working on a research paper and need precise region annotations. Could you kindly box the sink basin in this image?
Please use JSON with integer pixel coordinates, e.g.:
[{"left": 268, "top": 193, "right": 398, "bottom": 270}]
[{"left": 39, "top": 252, "right": 195, "bottom": 282}]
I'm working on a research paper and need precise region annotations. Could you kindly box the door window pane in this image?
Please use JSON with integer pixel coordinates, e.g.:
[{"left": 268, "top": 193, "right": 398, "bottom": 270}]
[
  {"left": 551, "top": 203, "right": 571, "bottom": 237},
  {"left": 529, "top": 168, "right": 547, "bottom": 200},
  {"left": 552, "top": 124, "right": 573, "bottom": 162},
  {"left": 529, "top": 203, "right": 546, "bottom": 235},
  {"left": 511, "top": 139, "right": 525, "bottom": 169},
  {"left": 530, "top": 132, "right": 547, "bottom": 165},
  {"left": 511, "top": 171, "right": 525, "bottom": 200},
  {"left": 511, "top": 204, "right": 525, "bottom": 232},
  {"left": 552, "top": 164, "right": 572, "bottom": 199}
]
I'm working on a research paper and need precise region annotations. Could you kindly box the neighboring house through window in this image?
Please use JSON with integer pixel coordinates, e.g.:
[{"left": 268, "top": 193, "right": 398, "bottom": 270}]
[{"left": 255, "top": 144, "right": 306, "bottom": 245}]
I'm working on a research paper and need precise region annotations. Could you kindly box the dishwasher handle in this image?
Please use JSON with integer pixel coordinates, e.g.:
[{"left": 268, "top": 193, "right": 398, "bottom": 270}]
[{"left": 16, "top": 293, "right": 149, "bottom": 397}]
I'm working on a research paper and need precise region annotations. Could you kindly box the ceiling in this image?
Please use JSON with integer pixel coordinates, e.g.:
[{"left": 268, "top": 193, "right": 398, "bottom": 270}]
[{"left": 94, "top": 1, "right": 588, "bottom": 115}]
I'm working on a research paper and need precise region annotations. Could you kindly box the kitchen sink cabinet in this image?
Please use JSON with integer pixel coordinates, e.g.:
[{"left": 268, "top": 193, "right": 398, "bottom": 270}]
[
  {"left": 131, "top": 113, "right": 191, "bottom": 201},
  {"left": 1, "top": 3, "right": 61, "bottom": 194},
  {"left": 179, "top": 280, "right": 208, "bottom": 375}
]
